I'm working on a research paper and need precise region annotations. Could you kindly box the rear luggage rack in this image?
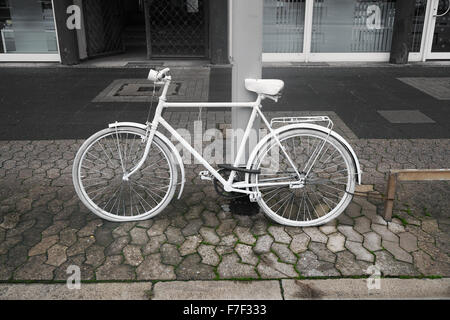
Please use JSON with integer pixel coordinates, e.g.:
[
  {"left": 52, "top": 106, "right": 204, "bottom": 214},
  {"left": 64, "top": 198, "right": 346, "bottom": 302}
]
[{"left": 270, "top": 116, "right": 333, "bottom": 130}]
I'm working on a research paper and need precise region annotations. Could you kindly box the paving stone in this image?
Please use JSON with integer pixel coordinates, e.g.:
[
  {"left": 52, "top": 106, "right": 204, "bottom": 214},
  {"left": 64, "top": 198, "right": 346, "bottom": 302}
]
[
  {"left": 319, "top": 225, "right": 337, "bottom": 235},
  {"left": 388, "top": 222, "right": 406, "bottom": 234},
  {"left": 346, "top": 241, "right": 374, "bottom": 262},
  {"left": 105, "top": 236, "right": 129, "bottom": 256},
  {"left": 326, "top": 233, "right": 346, "bottom": 253},
  {"left": 371, "top": 224, "right": 399, "bottom": 242},
  {"left": 337, "top": 226, "right": 363, "bottom": 243},
  {"left": 6, "top": 244, "right": 29, "bottom": 268},
  {"left": 185, "top": 204, "right": 204, "bottom": 220},
  {"left": 0, "top": 212, "right": 20, "bottom": 229},
  {"left": 179, "top": 235, "right": 202, "bottom": 256},
  {"left": 288, "top": 233, "right": 310, "bottom": 254},
  {"left": 216, "top": 219, "right": 237, "bottom": 237},
  {"left": 142, "top": 234, "right": 167, "bottom": 255},
  {"left": 374, "top": 251, "right": 419, "bottom": 276},
  {"left": 217, "top": 253, "right": 258, "bottom": 279},
  {"left": 112, "top": 222, "right": 136, "bottom": 238},
  {"left": 28, "top": 235, "right": 59, "bottom": 256},
  {"left": 250, "top": 218, "right": 268, "bottom": 236},
  {"left": 66, "top": 237, "right": 95, "bottom": 257},
  {"left": 254, "top": 235, "right": 274, "bottom": 255},
  {"left": 85, "top": 244, "right": 106, "bottom": 267},
  {"left": 421, "top": 219, "right": 440, "bottom": 235},
  {"left": 201, "top": 211, "right": 220, "bottom": 228},
  {"left": 303, "top": 227, "right": 327, "bottom": 244},
  {"left": 147, "top": 219, "right": 170, "bottom": 237},
  {"left": 219, "top": 234, "right": 237, "bottom": 247},
  {"left": 46, "top": 244, "right": 68, "bottom": 267},
  {"left": 235, "top": 243, "right": 259, "bottom": 265},
  {"left": 270, "top": 243, "right": 296, "bottom": 264},
  {"left": 165, "top": 226, "right": 185, "bottom": 245},
  {"left": 130, "top": 227, "right": 149, "bottom": 245},
  {"left": 399, "top": 232, "right": 418, "bottom": 253},
  {"left": 42, "top": 220, "right": 69, "bottom": 237},
  {"left": 216, "top": 245, "right": 234, "bottom": 256},
  {"left": 160, "top": 243, "right": 182, "bottom": 266},
  {"left": 354, "top": 216, "right": 371, "bottom": 234},
  {"left": 406, "top": 225, "right": 435, "bottom": 243},
  {"left": 364, "top": 210, "right": 388, "bottom": 226},
  {"left": 382, "top": 240, "right": 413, "bottom": 263},
  {"left": 335, "top": 251, "right": 372, "bottom": 276},
  {"left": 234, "top": 215, "right": 253, "bottom": 228},
  {"left": 344, "top": 202, "right": 362, "bottom": 218},
  {"left": 258, "top": 252, "right": 298, "bottom": 279},
  {"left": 296, "top": 251, "right": 340, "bottom": 277},
  {"left": 123, "top": 245, "right": 144, "bottom": 266},
  {"left": 14, "top": 255, "right": 55, "bottom": 280},
  {"left": 0, "top": 236, "right": 22, "bottom": 255},
  {"left": 96, "top": 255, "right": 135, "bottom": 280},
  {"left": 199, "top": 227, "right": 220, "bottom": 245},
  {"left": 175, "top": 254, "right": 216, "bottom": 280},
  {"left": 16, "top": 198, "right": 32, "bottom": 213},
  {"left": 198, "top": 244, "right": 220, "bottom": 266},
  {"left": 309, "top": 242, "right": 336, "bottom": 263},
  {"left": 417, "top": 241, "right": 449, "bottom": 263},
  {"left": 6, "top": 219, "right": 36, "bottom": 238},
  {"left": 181, "top": 218, "right": 203, "bottom": 236},
  {"left": 412, "top": 250, "right": 450, "bottom": 276},
  {"left": 171, "top": 216, "right": 188, "bottom": 229},
  {"left": 363, "top": 232, "right": 382, "bottom": 252},
  {"left": 137, "top": 254, "right": 174, "bottom": 280},
  {"left": 337, "top": 214, "right": 354, "bottom": 226},
  {"left": 77, "top": 219, "right": 102, "bottom": 237},
  {"left": 136, "top": 220, "right": 153, "bottom": 229},
  {"left": 268, "top": 226, "right": 292, "bottom": 244},
  {"left": 234, "top": 226, "right": 256, "bottom": 245}
]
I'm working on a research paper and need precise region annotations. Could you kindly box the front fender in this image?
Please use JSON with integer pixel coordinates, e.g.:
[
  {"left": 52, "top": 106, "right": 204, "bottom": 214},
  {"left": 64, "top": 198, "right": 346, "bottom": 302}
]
[
  {"left": 108, "top": 122, "right": 186, "bottom": 199},
  {"left": 246, "top": 123, "right": 362, "bottom": 184}
]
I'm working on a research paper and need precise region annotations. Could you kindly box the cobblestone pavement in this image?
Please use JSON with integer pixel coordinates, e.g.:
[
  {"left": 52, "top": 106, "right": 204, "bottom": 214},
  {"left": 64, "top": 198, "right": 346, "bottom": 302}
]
[{"left": 0, "top": 111, "right": 449, "bottom": 281}]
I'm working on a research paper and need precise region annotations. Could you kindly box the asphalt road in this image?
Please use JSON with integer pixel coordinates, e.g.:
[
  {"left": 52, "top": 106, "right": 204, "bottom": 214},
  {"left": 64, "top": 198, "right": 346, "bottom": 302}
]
[{"left": 0, "top": 65, "right": 448, "bottom": 140}]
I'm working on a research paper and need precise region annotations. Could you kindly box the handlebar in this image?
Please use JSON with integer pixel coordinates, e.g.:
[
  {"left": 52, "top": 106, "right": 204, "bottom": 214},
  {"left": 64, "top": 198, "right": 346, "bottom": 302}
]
[{"left": 148, "top": 68, "right": 171, "bottom": 82}]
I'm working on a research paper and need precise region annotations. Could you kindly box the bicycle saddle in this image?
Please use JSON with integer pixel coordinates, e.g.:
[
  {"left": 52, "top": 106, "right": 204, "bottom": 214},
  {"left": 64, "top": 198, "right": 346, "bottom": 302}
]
[{"left": 245, "top": 79, "right": 284, "bottom": 96}]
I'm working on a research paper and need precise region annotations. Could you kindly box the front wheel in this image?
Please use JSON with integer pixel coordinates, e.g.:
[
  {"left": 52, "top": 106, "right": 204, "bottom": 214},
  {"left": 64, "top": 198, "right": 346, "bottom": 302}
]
[
  {"left": 73, "top": 127, "right": 177, "bottom": 222},
  {"left": 250, "top": 128, "right": 356, "bottom": 227}
]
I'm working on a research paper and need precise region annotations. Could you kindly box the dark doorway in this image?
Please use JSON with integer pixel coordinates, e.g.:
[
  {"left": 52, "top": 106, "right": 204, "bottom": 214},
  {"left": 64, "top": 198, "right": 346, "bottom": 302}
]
[
  {"left": 145, "top": 0, "right": 209, "bottom": 58},
  {"left": 122, "top": 0, "right": 147, "bottom": 56}
]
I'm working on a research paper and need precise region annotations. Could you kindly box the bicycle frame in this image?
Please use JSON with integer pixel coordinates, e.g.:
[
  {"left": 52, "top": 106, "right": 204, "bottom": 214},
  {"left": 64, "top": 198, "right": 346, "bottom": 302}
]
[{"left": 123, "top": 75, "right": 304, "bottom": 195}]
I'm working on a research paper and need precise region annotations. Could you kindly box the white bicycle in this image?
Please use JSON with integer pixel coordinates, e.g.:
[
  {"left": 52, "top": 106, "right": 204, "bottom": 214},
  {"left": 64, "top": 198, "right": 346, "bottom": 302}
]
[{"left": 73, "top": 68, "right": 362, "bottom": 226}]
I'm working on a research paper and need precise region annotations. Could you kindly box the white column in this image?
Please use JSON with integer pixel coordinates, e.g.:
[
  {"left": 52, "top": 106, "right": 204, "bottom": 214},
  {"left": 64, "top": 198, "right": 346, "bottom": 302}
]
[{"left": 230, "top": 0, "right": 263, "bottom": 166}]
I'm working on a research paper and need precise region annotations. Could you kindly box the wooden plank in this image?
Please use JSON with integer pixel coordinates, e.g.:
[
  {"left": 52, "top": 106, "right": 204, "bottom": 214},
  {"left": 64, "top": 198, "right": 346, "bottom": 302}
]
[{"left": 382, "top": 169, "right": 450, "bottom": 221}]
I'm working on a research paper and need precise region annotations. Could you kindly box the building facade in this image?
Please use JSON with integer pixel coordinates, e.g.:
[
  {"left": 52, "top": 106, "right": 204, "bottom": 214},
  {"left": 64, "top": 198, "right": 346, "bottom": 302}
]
[{"left": 0, "top": 0, "right": 448, "bottom": 64}]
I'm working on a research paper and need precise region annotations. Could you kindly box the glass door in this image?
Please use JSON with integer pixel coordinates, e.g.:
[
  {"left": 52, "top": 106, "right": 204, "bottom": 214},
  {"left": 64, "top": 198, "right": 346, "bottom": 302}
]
[
  {"left": 424, "top": 0, "right": 450, "bottom": 59},
  {"left": 263, "top": 0, "right": 306, "bottom": 61},
  {"left": 0, "top": 0, "right": 60, "bottom": 61}
]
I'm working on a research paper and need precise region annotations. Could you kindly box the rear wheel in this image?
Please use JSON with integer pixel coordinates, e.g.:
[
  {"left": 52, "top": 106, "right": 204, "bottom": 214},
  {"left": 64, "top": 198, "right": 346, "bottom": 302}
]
[
  {"left": 73, "top": 127, "right": 177, "bottom": 222},
  {"left": 251, "top": 128, "right": 356, "bottom": 227}
]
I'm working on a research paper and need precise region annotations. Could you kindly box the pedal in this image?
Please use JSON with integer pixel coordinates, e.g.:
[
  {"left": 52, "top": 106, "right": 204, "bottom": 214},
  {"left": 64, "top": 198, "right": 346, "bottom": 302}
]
[{"left": 199, "top": 171, "right": 212, "bottom": 181}]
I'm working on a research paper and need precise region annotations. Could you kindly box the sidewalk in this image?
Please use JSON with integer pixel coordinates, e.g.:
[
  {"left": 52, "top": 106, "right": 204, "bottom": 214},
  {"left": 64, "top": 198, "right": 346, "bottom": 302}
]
[
  {"left": 0, "top": 64, "right": 449, "bottom": 298},
  {"left": 1, "top": 279, "right": 449, "bottom": 300}
]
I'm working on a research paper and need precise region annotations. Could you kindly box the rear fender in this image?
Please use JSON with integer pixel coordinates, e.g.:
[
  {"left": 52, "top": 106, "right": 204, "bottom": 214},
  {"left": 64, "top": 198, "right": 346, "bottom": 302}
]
[
  {"left": 108, "top": 122, "right": 186, "bottom": 199},
  {"left": 246, "top": 123, "right": 362, "bottom": 184}
]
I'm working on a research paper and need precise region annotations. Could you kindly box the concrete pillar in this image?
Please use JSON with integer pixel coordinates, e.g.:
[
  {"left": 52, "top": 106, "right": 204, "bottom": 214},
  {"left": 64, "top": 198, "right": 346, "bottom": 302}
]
[
  {"left": 231, "top": 0, "right": 263, "bottom": 165},
  {"left": 389, "top": 0, "right": 416, "bottom": 64},
  {"left": 53, "top": 0, "right": 80, "bottom": 65}
]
